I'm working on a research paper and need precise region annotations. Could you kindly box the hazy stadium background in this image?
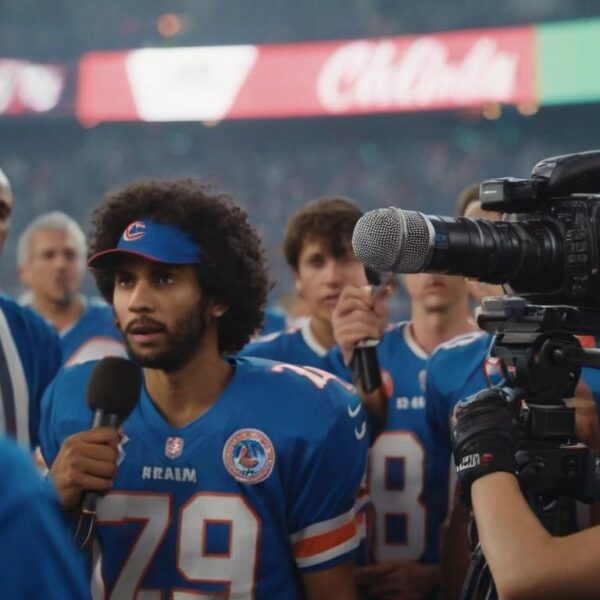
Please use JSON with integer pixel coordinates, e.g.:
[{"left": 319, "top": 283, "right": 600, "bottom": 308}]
[{"left": 2, "top": 0, "right": 600, "bottom": 319}]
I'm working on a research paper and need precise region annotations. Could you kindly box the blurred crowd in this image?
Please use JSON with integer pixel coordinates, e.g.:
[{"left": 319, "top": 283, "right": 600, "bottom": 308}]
[
  {"left": 1, "top": 104, "right": 599, "bottom": 314},
  {"left": 1, "top": 0, "right": 597, "bottom": 59}
]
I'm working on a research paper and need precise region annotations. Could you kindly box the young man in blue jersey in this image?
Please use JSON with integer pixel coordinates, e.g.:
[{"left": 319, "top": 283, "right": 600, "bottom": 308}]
[
  {"left": 332, "top": 268, "right": 476, "bottom": 599},
  {"left": 241, "top": 196, "right": 369, "bottom": 368},
  {"left": 0, "top": 168, "right": 61, "bottom": 447},
  {"left": 18, "top": 211, "right": 126, "bottom": 365},
  {"left": 41, "top": 179, "right": 368, "bottom": 599}
]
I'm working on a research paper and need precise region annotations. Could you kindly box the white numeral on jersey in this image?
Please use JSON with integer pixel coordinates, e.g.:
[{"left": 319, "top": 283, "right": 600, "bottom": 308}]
[
  {"left": 178, "top": 494, "right": 259, "bottom": 597},
  {"left": 369, "top": 432, "right": 426, "bottom": 561},
  {"left": 95, "top": 492, "right": 259, "bottom": 599},
  {"left": 96, "top": 492, "right": 170, "bottom": 600}
]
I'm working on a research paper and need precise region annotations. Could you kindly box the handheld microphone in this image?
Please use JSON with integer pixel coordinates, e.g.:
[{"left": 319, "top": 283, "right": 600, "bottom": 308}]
[
  {"left": 80, "top": 357, "right": 141, "bottom": 518},
  {"left": 351, "top": 207, "right": 563, "bottom": 294},
  {"left": 350, "top": 268, "right": 383, "bottom": 394}
]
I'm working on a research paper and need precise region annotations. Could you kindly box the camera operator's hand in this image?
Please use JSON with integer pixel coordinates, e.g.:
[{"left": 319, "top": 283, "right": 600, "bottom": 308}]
[{"left": 452, "top": 389, "right": 520, "bottom": 506}]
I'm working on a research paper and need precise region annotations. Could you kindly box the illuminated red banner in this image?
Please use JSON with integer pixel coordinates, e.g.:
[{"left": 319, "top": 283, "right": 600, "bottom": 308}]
[
  {"left": 0, "top": 59, "right": 66, "bottom": 116},
  {"left": 77, "top": 26, "right": 537, "bottom": 123}
]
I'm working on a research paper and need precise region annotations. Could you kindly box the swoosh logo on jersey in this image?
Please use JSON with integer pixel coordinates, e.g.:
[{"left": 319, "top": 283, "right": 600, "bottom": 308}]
[
  {"left": 348, "top": 401, "right": 362, "bottom": 418},
  {"left": 355, "top": 421, "right": 366, "bottom": 440},
  {"left": 117, "top": 434, "right": 129, "bottom": 466}
]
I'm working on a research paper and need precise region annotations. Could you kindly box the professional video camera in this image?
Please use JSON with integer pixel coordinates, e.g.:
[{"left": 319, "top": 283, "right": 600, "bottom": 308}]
[
  {"left": 479, "top": 150, "right": 600, "bottom": 306},
  {"left": 352, "top": 150, "right": 600, "bottom": 307},
  {"left": 352, "top": 150, "right": 600, "bottom": 600}
]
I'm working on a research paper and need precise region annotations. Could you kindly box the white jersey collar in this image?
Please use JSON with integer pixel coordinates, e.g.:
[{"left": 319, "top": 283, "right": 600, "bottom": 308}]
[
  {"left": 403, "top": 322, "right": 429, "bottom": 360},
  {"left": 301, "top": 319, "right": 328, "bottom": 357}
]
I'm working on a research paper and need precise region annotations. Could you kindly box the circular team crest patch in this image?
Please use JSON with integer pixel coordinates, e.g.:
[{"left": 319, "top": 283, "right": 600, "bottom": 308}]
[{"left": 223, "top": 429, "right": 275, "bottom": 484}]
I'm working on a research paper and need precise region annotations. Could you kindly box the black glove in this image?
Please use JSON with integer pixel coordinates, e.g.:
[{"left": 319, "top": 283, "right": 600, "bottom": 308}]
[{"left": 452, "top": 388, "right": 520, "bottom": 506}]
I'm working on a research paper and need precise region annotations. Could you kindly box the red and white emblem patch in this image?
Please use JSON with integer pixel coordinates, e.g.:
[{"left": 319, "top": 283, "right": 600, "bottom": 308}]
[
  {"left": 165, "top": 436, "right": 184, "bottom": 459},
  {"left": 223, "top": 429, "right": 275, "bottom": 484}
]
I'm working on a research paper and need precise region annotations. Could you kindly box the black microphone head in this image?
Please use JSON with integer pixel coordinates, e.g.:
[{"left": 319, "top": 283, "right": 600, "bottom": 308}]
[
  {"left": 352, "top": 208, "right": 434, "bottom": 273},
  {"left": 86, "top": 357, "right": 141, "bottom": 418}
]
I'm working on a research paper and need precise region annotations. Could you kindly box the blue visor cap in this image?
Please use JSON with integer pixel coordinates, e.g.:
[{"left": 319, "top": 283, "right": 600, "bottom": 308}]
[{"left": 88, "top": 220, "right": 203, "bottom": 268}]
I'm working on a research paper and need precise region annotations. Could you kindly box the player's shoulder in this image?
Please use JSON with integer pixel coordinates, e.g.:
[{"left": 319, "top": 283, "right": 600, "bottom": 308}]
[
  {"left": 431, "top": 330, "right": 491, "bottom": 361},
  {"left": 240, "top": 326, "right": 302, "bottom": 357},
  {"left": 233, "top": 355, "right": 358, "bottom": 416},
  {"left": 0, "top": 293, "right": 45, "bottom": 327},
  {"left": 42, "top": 360, "right": 101, "bottom": 425},
  {"left": 48, "top": 360, "right": 99, "bottom": 395},
  {"left": 233, "top": 357, "right": 366, "bottom": 454},
  {"left": 383, "top": 320, "right": 409, "bottom": 336},
  {"left": 378, "top": 320, "right": 410, "bottom": 347},
  {"left": 426, "top": 330, "right": 491, "bottom": 390},
  {"left": 0, "top": 294, "right": 57, "bottom": 340},
  {"left": 248, "top": 325, "right": 301, "bottom": 345}
]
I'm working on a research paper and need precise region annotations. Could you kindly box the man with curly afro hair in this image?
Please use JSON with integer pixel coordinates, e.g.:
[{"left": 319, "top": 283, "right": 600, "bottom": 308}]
[{"left": 39, "top": 179, "right": 368, "bottom": 600}]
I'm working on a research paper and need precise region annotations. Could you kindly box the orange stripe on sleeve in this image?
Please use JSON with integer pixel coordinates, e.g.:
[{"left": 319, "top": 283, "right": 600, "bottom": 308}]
[{"left": 293, "top": 519, "right": 357, "bottom": 559}]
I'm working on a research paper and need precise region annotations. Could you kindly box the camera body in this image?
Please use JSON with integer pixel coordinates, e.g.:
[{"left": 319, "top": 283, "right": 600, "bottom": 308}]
[
  {"left": 479, "top": 150, "right": 600, "bottom": 307},
  {"left": 473, "top": 154, "right": 600, "bottom": 503}
]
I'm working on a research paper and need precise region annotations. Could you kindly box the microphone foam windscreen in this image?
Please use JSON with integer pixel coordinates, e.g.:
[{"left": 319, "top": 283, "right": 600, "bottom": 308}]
[
  {"left": 352, "top": 208, "right": 433, "bottom": 272},
  {"left": 86, "top": 357, "right": 141, "bottom": 418}
]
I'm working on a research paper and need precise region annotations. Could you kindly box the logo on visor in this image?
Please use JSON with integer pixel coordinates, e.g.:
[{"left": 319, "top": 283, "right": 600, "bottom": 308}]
[{"left": 123, "top": 221, "right": 147, "bottom": 242}]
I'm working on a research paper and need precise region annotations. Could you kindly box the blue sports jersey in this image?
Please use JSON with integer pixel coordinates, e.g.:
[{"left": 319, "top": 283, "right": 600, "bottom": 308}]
[
  {"left": 241, "top": 321, "right": 374, "bottom": 567},
  {"left": 426, "top": 331, "right": 497, "bottom": 461},
  {"left": 0, "top": 436, "right": 90, "bottom": 599},
  {"left": 328, "top": 322, "right": 447, "bottom": 565},
  {"left": 240, "top": 320, "right": 330, "bottom": 370},
  {"left": 426, "top": 332, "right": 600, "bottom": 474},
  {"left": 0, "top": 295, "right": 61, "bottom": 447},
  {"left": 426, "top": 330, "right": 600, "bottom": 534},
  {"left": 41, "top": 356, "right": 368, "bottom": 599},
  {"left": 425, "top": 331, "right": 503, "bottom": 522},
  {"left": 59, "top": 297, "right": 126, "bottom": 366}
]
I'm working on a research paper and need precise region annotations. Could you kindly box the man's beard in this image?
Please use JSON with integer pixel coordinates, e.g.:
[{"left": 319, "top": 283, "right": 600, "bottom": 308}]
[{"left": 120, "top": 304, "right": 210, "bottom": 372}]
